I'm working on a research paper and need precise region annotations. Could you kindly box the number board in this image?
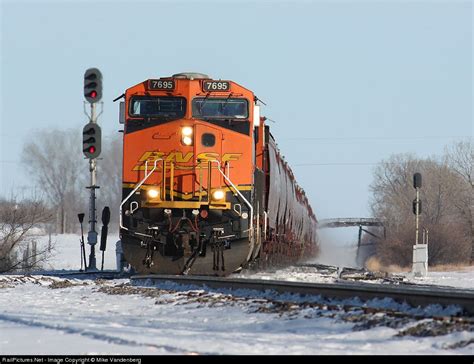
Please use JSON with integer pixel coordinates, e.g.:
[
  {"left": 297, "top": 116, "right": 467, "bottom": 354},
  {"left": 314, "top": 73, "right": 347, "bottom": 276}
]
[
  {"left": 202, "top": 80, "right": 231, "bottom": 92},
  {"left": 148, "top": 79, "right": 175, "bottom": 90}
]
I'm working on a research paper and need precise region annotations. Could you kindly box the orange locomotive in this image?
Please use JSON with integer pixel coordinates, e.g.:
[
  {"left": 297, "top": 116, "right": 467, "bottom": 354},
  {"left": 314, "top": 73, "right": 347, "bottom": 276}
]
[{"left": 119, "top": 73, "right": 318, "bottom": 275}]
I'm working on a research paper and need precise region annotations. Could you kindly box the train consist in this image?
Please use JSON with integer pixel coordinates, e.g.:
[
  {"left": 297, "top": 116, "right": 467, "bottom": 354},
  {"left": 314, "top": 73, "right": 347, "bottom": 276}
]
[{"left": 118, "top": 73, "right": 319, "bottom": 275}]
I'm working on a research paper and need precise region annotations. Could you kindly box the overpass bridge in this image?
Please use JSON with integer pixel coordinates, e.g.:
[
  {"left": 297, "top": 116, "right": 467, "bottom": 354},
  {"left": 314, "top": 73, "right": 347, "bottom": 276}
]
[
  {"left": 317, "top": 218, "right": 384, "bottom": 229},
  {"left": 317, "top": 218, "right": 385, "bottom": 267}
]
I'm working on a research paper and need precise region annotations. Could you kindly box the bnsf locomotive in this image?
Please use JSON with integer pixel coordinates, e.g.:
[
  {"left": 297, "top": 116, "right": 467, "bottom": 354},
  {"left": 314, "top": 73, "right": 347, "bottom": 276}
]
[{"left": 119, "top": 73, "right": 318, "bottom": 275}]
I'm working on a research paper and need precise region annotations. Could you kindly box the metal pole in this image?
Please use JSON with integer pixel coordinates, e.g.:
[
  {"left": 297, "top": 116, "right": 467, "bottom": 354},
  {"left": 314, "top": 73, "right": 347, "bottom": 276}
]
[
  {"left": 356, "top": 225, "right": 363, "bottom": 268},
  {"left": 357, "top": 225, "right": 362, "bottom": 248},
  {"left": 415, "top": 187, "right": 420, "bottom": 245},
  {"left": 87, "top": 102, "right": 98, "bottom": 271}
]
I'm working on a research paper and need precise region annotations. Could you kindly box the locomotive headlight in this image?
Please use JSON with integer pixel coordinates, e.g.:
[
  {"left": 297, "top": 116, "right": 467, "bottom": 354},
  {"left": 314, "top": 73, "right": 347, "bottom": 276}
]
[
  {"left": 182, "top": 136, "right": 193, "bottom": 146},
  {"left": 146, "top": 188, "right": 161, "bottom": 202},
  {"left": 181, "top": 126, "right": 194, "bottom": 146},
  {"left": 182, "top": 126, "right": 193, "bottom": 136},
  {"left": 147, "top": 189, "right": 160, "bottom": 199},
  {"left": 212, "top": 189, "right": 225, "bottom": 201}
]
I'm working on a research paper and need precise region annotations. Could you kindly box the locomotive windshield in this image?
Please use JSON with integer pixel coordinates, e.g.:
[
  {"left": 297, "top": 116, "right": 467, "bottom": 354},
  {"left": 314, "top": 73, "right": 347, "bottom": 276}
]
[
  {"left": 192, "top": 98, "right": 248, "bottom": 119},
  {"left": 129, "top": 96, "right": 186, "bottom": 119}
]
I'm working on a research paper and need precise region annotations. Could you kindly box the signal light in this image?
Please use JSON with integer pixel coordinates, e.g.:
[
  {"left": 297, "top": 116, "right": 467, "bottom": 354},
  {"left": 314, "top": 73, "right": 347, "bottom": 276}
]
[
  {"left": 413, "top": 199, "right": 422, "bottom": 215},
  {"left": 82, "top": 123, "right": 101, "bottom": 159},
  {"left": 413, "top": 173, "right": 422, "bottom": 189},
  {"left": 84, "top": 68, "right": 102, "bottom": 103}
]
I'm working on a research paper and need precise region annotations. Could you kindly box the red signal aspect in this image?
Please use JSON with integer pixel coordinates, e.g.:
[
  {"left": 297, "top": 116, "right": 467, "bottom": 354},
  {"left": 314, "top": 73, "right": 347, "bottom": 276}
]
[
  {"left": 90, "top": 91, "right": 97, "bottom": 98},
  {"left": 89, "top": 146, "right": 96, "bottom": 153}
]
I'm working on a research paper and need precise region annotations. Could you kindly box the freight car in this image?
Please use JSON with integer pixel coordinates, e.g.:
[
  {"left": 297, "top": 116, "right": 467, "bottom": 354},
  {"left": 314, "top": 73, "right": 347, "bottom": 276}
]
[{"left": 118, "top": 73, "right": 318, "bottom": 275}]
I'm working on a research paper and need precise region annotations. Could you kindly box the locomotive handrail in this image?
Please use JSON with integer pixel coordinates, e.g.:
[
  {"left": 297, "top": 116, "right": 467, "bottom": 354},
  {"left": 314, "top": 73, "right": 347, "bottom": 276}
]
[
  {"left": 120, "top": 158, "right": 162, "bottom": 231},
  {"left": 208, "top": 160, "right": 254, "bottom": 244}
]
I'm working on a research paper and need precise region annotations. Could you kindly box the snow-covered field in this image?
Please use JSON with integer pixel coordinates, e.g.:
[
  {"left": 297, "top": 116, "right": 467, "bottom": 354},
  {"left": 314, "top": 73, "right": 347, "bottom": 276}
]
[
  {"left": 0, "top": 234, "right": 473, "bottom": 355},
  {"left": 241, "top": 264, "right": 474, "bottom": 290},
  {"left": 39, "top": 233, "right": 120, "bottom": 272},
  {"left": 1, "top": 275, "right": 473, "bottom": 355}
]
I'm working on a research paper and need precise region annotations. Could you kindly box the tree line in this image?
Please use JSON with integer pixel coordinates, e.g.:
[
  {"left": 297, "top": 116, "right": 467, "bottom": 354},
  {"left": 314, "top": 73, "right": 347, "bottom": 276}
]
[
  {"left": 0, "top": 128, "right": 121, "bottom": 272},
  {"left": 21, "top": 128, "right": 122, "bottom": 234},
  {"left": 368, "top": 141, "right": 473, "bottom": 267}
]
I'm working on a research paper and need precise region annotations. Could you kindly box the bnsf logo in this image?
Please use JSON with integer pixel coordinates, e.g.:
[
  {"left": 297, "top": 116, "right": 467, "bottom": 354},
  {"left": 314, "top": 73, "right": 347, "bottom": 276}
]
[{"left": 133, "top": 151, "right": 242, "bottom": 171}]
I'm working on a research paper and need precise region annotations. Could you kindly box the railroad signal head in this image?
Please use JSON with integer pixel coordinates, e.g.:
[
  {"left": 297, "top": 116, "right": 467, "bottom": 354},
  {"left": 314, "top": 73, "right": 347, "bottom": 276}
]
[
  {"left": 84, "top": 68, "right": 103, "bottom": 103},
  {"left": 413, "top": 173, "right": 422, "bottom": 189},
  {"left": 413, "top": 199, "right": 422, "bottom": 215},
  {"left": 101, "top": 206, "right": 111, "bottom": 226},
  {"left": 82, "top": 123, "right": 101, "bottom": 159}
]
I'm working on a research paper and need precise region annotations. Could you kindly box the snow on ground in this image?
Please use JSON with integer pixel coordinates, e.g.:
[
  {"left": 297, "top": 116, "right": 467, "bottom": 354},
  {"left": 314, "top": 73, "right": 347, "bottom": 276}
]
[
  {"left": 37, "top": 233, "right": 120, "bottom": 272},
  {"left": 0, "top": 233, "right": 473, "bottom": 355},
  {"left": 404, "top": 268, "right": 474, "bottom": 290},
  {"left": 0, "top": 275, "right": 472, "bottom": 355},
  {"left": 240, "top": 265, "right": 342, "bottom": 284},
  {"left": 240, "top": 264, "right": 474, "bottom": 291}
]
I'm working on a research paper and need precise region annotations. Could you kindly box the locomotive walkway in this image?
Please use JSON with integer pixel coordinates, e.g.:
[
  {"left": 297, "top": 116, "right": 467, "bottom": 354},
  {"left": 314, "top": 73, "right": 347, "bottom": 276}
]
[{"left": 131, "top": 274, "right": 474, "bottom": 316}]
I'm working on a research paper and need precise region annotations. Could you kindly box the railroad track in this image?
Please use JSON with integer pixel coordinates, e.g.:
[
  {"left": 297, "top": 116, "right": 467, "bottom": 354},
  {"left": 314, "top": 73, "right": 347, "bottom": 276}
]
[
  {"left": 29, "top": 270, "right": 128, "bottom": 280},
  {"left": 131, "top": 274, "right": 474, "bottom": 316}
]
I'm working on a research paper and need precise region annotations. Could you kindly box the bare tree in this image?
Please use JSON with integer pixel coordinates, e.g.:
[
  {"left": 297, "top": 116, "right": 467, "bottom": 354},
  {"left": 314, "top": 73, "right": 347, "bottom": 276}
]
[
  {"left": 0, "top": 194, "right": 54, "bottom": 273},
  {"left": 22, "top": 128, "right": 87, "bottom": 233},
  {"left": 22, "top": 127, "right": 122, "bottom": 235},
  {"left": 444, "top": 140, "right": 473, "bottom": 263},
  {"left": 369, "top": 152, "right": 471, "bottom": 267},
  {"left": 96, "top": 132, "right": 122, "bottom": 231}
]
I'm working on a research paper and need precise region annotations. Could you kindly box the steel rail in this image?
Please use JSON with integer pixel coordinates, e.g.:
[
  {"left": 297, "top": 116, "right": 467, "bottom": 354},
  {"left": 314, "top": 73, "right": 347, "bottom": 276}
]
[{"left": 131, "top": 274, "right": 474, "bottom": 315}]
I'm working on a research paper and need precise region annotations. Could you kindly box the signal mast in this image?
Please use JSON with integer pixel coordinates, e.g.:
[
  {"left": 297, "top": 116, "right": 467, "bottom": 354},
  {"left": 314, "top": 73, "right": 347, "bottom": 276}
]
[{"left": 83, "top": 68, "right": 103, "bottom": 270}]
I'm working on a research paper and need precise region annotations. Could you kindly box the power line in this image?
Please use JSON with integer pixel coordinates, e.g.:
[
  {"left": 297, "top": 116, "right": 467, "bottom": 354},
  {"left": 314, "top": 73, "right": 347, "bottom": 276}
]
[
  {"left": 280, "top": 135, "right": 472, "bottom": 142},
  {"left": 293, "top": 160, "right": 435, "bottom": 166},
  {"left": 293, "top": 162, "right": 380, "bottom": 166}
]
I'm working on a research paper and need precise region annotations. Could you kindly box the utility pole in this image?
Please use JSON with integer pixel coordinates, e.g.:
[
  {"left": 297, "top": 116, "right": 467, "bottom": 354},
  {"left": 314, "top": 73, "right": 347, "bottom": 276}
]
[{"left": 83, "top": 68, "right": 103, "bottom": 271}]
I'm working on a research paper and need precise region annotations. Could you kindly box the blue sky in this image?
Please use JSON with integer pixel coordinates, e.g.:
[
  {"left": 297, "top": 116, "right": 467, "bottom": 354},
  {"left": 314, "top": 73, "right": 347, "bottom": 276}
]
[{"left": 1, "top": 0, "right": 472, "bottom": 244}]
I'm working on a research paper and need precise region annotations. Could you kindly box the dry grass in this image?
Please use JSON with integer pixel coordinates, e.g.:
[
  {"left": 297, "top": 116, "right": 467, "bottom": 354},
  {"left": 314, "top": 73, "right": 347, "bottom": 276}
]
[
  {"left": 365, "top": 256, "right": 473, "bottom": 273},
  {"left": 428, "top": 264, "right": 474, "bottom": 272},
  {"left": 365, "top": 256, "right": 410, "bottom": 273}
]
